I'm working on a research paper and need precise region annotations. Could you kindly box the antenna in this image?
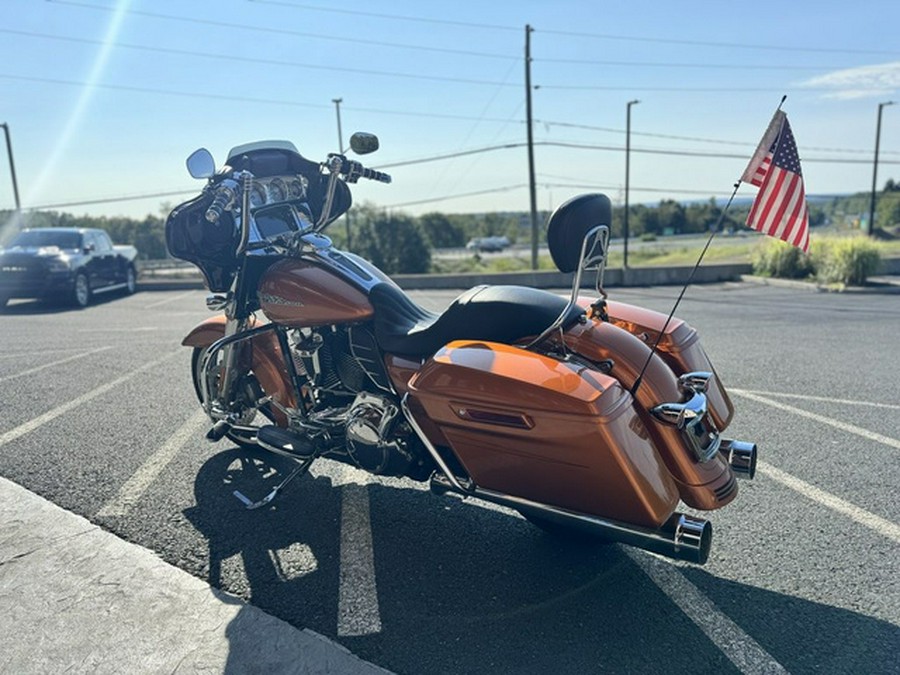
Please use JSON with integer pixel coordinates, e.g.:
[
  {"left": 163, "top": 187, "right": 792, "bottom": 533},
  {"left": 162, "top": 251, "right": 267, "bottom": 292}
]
[{"left": 629, "top": 182, "right": 740, "bottom": 399}]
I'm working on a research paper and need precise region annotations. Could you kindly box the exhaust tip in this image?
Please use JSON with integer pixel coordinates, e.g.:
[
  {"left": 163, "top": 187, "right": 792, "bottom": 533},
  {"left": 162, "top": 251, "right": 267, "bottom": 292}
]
[
  {"left": 672, "top": 514, "right": 713, "bottom": 565},
  {"left": 720, "top": 439, "right": 757, "bottom": 479}
]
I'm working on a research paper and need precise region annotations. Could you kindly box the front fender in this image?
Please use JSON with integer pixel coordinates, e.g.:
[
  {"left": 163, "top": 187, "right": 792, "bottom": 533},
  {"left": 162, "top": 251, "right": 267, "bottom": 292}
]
[{"left": 182, "top": 315, "right": 297, "bottom": 421}]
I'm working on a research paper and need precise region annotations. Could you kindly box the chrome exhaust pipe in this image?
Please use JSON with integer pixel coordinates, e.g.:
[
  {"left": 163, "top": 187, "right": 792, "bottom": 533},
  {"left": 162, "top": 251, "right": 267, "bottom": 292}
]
[
  {"left": 429, "top": 474, "right": 713, "bottom": 564},
  {"left": 720, "top": 439, "right": 757, "bottom": 479}
]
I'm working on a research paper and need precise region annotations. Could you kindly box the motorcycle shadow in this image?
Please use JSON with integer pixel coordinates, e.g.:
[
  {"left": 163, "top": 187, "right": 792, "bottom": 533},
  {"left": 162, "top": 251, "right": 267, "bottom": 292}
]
[{"left": 186, "top": 448, "right": 900, "bottom": 675}]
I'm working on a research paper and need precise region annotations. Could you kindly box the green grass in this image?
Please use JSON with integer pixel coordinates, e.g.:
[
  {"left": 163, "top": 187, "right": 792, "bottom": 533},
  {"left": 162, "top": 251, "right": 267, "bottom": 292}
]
[{"left": 430, "top": 232, "right": 899, "bottom": 275}]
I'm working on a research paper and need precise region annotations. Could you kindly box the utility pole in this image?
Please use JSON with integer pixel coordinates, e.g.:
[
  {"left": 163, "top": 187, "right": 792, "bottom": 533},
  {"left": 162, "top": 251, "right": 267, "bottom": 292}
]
[
  {"left": 332, "top": 97, "right": 352, "bottom": 249},
  {"left": 525, "top": 25, "right": 538, "bottom": 270},
  {"left": 0, "top": 122, "right": 21, "bottom": 212},
  {"left": 868, "top": 100, "right": 895, "bottom": 236},
  {"left": 624, "top": 100, "right": 640, "bottom": 268}
]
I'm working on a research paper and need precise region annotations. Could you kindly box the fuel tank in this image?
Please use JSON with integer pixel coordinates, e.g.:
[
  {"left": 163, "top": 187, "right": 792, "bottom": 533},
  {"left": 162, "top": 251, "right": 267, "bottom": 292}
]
[
  {"left": 257, "top": 258, "right": 374, "bottom": 328},
  {"left": 408, "top": 340, "right": 681, "bottom": 528}
]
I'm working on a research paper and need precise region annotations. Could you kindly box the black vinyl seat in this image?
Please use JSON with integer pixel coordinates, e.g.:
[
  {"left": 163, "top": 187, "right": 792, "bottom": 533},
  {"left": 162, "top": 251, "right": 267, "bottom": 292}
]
[{"left": 369, "top": 283, "right": 584, "bottom": 357}]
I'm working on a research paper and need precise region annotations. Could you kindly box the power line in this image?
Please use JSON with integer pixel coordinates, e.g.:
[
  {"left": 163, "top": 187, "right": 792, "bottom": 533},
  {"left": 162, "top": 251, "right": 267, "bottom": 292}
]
[
  {"left": 1, "top": 71, "right": 895, "bottom": 160},
  {"left": 535, "top": 57, "right": 845, "bottom": 71},
  {"left": 0, "top": 28, "right": 519, "bottom": 88}
]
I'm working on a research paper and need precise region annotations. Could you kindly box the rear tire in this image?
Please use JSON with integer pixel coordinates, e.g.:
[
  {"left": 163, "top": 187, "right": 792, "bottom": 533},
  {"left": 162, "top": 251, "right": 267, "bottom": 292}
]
[{"left": 124, "top": 265, "right": 137, "bottom": 295}]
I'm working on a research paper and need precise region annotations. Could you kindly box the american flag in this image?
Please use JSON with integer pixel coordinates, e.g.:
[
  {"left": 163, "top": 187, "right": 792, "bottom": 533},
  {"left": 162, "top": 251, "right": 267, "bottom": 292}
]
[{"left": 741, "top": 110, "right": 810, "bottom": 253}]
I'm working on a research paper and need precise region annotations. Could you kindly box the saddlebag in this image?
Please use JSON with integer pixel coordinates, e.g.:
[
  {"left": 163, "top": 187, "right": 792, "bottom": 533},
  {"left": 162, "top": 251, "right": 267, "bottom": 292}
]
[{"left": 408, "top": 340, "right": 680, "bottom": 528}]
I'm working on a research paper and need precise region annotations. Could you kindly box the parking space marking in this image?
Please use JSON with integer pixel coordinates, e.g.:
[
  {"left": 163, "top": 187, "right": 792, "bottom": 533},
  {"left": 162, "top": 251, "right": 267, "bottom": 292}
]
[
  {"left": 731, "top": 389, "right": 900, "bottom": 451},
  {"left": 627, "top": 550, "right": 789, "bottom": 674},
  {"left": 335, "top": 465, "right": 382, "bottom": 637},
  {"left": 733, "top": 388, "right": 900, "bottom": 411},
  {"left": 758, "top": 461, "right": 900, "bottom": 544},
  {"left": 0, "top": 348, "right": 94, "bottom": 359},
  {"left": 0, "top": 351, "right": 180, "bottom": 449},
  {"left": 143, "top": 291, "right": 199, "bottom": 309},
  {"left": 0, "top": 347, "right": 112, "bottom": 384},
  {"left": 95, "top": 409, "right": 208, "bottom": 517}
]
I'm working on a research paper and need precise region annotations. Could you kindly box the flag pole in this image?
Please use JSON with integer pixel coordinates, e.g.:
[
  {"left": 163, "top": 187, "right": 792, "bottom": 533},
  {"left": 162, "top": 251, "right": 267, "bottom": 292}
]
[
  {"left": 629, "top": 96, "right": 790, "bottom": 398},
  {"left": 628, "top": 182, "right": 740, "bottom": 398}
]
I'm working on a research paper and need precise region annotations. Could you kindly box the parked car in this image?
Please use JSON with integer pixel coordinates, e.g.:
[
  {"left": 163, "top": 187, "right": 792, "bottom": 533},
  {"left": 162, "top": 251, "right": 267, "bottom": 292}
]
[
  {"left": 466, "top": 235, "right": 510, "bottom": 253},
  {"left": 0, "top": 228, "right": 138, "bottom": 308}
]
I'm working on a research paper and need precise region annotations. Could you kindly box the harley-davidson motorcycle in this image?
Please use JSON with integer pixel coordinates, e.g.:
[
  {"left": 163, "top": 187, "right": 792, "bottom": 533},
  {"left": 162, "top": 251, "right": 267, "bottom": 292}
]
[{"left": 165, "top": 132, "right": 758, "bottom": 565}]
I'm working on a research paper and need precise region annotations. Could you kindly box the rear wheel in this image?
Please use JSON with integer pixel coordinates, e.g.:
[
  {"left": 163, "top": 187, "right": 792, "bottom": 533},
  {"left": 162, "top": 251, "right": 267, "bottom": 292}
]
[
  {"left": 124, "top": 265, "right": 137, "bottom": 294},
  {"left": 190, "top": 346, "right": 278, "bottom": 450}
]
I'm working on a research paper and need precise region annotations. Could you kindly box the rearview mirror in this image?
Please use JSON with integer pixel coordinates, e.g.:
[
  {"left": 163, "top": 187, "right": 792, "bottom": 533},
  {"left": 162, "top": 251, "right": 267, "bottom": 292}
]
[
  {"left": 349, "top": 132, "right": 379, "bottom": 155},
  {"left": 186, "top": 148, "right": 216, "bottom": 179}
]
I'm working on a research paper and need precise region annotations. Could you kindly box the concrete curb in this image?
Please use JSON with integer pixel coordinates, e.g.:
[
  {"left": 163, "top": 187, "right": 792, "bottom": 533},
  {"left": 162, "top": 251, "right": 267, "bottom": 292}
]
[
  {"left": 0, "top": 476, "right": 391, "bottom": 674},
  {"left": 739, "top": 274, "right": 900, "bottom": 294},
  {"left": 138, "top": 262, "right": 754, "bottom": 292}
]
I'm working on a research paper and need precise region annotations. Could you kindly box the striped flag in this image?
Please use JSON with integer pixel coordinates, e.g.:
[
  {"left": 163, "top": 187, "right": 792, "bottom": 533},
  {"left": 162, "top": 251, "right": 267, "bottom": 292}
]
[{"left": 741, "top": 110, "right": 810, "bottom": 252}]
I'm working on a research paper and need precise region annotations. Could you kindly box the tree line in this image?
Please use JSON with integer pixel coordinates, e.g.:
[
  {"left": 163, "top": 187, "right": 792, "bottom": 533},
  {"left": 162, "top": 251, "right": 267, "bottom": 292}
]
[{"left": 3, "top": 179, "right": 897, "bottom": 274}]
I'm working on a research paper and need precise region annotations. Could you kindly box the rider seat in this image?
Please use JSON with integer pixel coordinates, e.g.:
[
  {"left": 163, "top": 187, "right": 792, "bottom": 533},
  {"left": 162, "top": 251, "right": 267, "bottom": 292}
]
[{"left": 369, "top": 283, "right": 583, "bottom": 357}]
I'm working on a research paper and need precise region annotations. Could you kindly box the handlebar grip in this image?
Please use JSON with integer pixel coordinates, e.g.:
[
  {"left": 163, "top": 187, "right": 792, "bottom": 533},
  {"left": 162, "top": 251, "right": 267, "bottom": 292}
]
[
  {"left": 361, "top": 167, "right": 392, "bottom": 184},
  {"left": 205, "top": 186, "right": 233, "bottom": 224}
]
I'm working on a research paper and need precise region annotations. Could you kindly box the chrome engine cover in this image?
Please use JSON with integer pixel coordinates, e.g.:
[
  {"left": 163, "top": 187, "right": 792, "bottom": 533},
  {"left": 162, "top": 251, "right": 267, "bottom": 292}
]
[{"left": 345, "top": 392, "right": 414, "bottom": 475}]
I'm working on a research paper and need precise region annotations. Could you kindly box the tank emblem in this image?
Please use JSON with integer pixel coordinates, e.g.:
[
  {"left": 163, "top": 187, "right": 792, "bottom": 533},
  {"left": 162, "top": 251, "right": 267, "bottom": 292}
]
[{"left": 258, "top": 292, "right": 305, "bottom": 307}]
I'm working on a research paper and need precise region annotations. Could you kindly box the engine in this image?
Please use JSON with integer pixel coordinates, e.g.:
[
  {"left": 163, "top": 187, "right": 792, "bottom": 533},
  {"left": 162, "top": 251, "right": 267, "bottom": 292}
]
[
  {"left": 289, "top": 326, "right": 428, "bottom": 478},
  {"left": 345, "top": 392, "right": 419, "bottom": 476}
]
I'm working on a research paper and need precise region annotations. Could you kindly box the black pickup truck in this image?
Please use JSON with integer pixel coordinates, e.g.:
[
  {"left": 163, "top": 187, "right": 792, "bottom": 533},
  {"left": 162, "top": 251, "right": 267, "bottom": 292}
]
[{"left": 0, "top": 227, "right": 138, "bottom": 308}]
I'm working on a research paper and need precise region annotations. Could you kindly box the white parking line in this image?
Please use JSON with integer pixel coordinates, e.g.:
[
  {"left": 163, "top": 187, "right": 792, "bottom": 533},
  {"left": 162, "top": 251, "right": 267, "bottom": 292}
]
[
  {"left": 95, "top": 410, "right": 208, "bottom": 517},
  {"left": 0, "top": 351, "right": 180, "bottom": 449},
  {"left": 731, "top": 389, "right": 900, "bottom": 451},
  {"left": 627, "top": 550, "right": 789, "bottom": 674},
  {"left": 144, "top": 291, "right": 199, "bottom": 309},
  {"left": 0, "top": 347, "right": 112, "bottom": 384},
  {"left": 758, "top": 461, "right": 900, "bottom": 545},
  {"left": 733, "top": 388, "right": 900, "bottom": 411},
  {"left": 332, "top": 464, "right": 382, "bottom": 637}
]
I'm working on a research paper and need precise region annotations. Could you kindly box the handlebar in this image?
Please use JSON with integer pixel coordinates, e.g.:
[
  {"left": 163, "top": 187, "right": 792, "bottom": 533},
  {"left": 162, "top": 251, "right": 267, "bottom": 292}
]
[
  {"left": 359, "top": 165, "right": 392, "bottom": 184},
  {"left": 205, "top": 179, "right": 239, "bottom": 224}
]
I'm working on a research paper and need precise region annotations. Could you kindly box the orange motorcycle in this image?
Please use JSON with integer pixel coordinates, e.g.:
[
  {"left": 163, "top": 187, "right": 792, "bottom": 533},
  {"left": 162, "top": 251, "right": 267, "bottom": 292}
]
[{"left": 165, "top": 133, "right": 757, "bottom": 565}]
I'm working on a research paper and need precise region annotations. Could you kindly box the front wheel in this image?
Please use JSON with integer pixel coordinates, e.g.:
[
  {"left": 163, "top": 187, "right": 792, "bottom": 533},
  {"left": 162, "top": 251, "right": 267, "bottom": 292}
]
[
  {"left": 190, "top": 346, "right": 277, "bottom": 450},
  {"left": 72, "top": 272, "right": 91, "bottom": 308}
]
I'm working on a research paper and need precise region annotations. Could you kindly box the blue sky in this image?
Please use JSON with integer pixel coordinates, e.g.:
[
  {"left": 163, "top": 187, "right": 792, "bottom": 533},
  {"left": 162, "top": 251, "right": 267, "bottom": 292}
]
[{"left": 1, "top": 0, "right": 899, "bottom": 222}]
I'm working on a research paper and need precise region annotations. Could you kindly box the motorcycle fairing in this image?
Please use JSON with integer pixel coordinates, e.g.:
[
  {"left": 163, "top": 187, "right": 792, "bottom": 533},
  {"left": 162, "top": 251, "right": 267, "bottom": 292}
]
[{"left": 409, "top": 339, "right": 680, "bottom": 528}]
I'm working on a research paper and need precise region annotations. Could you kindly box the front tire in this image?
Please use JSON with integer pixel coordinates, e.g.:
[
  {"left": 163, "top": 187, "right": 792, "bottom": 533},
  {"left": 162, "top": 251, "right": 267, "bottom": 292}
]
[
  {"left": 190, "top": 346, "right": 277, "bottom": 450},
  {"left": 72, "top": 273, "right": 91, "bottom": 308}
]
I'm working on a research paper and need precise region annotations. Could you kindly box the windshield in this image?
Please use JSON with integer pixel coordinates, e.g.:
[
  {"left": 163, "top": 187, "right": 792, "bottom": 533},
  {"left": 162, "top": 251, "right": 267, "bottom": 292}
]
[{"left": 6, "top": 230, "right": 83, "bottom": 250}]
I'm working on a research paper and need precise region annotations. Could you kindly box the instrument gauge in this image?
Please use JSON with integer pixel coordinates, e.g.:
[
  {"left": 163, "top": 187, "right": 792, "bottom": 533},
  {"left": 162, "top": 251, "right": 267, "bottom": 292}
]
[
  {"left": 289, "top": 178, "right": 307, "bottom": 199},
  {"left": 249, "top": 184, "right": 267, "bottom": 208},
  {"left": 267, "top": 178, "right": 287, "bottom": 203}
]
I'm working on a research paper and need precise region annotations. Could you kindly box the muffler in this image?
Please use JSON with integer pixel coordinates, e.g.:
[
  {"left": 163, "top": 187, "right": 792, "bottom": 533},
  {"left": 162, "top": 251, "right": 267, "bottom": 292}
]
[
  {"left": 719, "top": 439, "right": 757, "bottom": 479},
  {"left": 429, "top": 473, "right": 712, "bottom": 564}
]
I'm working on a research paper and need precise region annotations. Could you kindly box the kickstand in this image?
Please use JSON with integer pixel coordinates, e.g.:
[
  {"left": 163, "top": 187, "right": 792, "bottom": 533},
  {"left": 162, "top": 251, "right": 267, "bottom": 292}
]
[{"left": 233, "top": 455, "right": 316, "bottom": 510}]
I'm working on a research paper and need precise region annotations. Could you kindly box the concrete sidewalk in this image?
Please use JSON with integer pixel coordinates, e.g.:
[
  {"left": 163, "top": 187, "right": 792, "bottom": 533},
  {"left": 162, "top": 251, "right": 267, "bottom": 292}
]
[{"left": 0, "top": 476, "right": 390, "bottom": 674}]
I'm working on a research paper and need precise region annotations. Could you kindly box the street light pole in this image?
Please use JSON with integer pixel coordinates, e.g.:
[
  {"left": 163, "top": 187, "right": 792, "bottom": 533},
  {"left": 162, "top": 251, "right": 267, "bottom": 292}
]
[
  {"left": 0, "top": 122, "right": 21, "bottom": 212},
  {"left": 623, "top": 100, "right": 640, "bottom": 268},
  {"left": 868, "top": 100, "right": 895, "bottom": 236},
  {"left": 332, "top": 98, "right": 352, "bottom": 248}
]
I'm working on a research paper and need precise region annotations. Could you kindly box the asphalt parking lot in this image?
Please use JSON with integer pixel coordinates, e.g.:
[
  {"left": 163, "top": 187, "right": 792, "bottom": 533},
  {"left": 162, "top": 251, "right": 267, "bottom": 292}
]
[{"left": 1, "top": 281, "right": 898, "bottom": 674}]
